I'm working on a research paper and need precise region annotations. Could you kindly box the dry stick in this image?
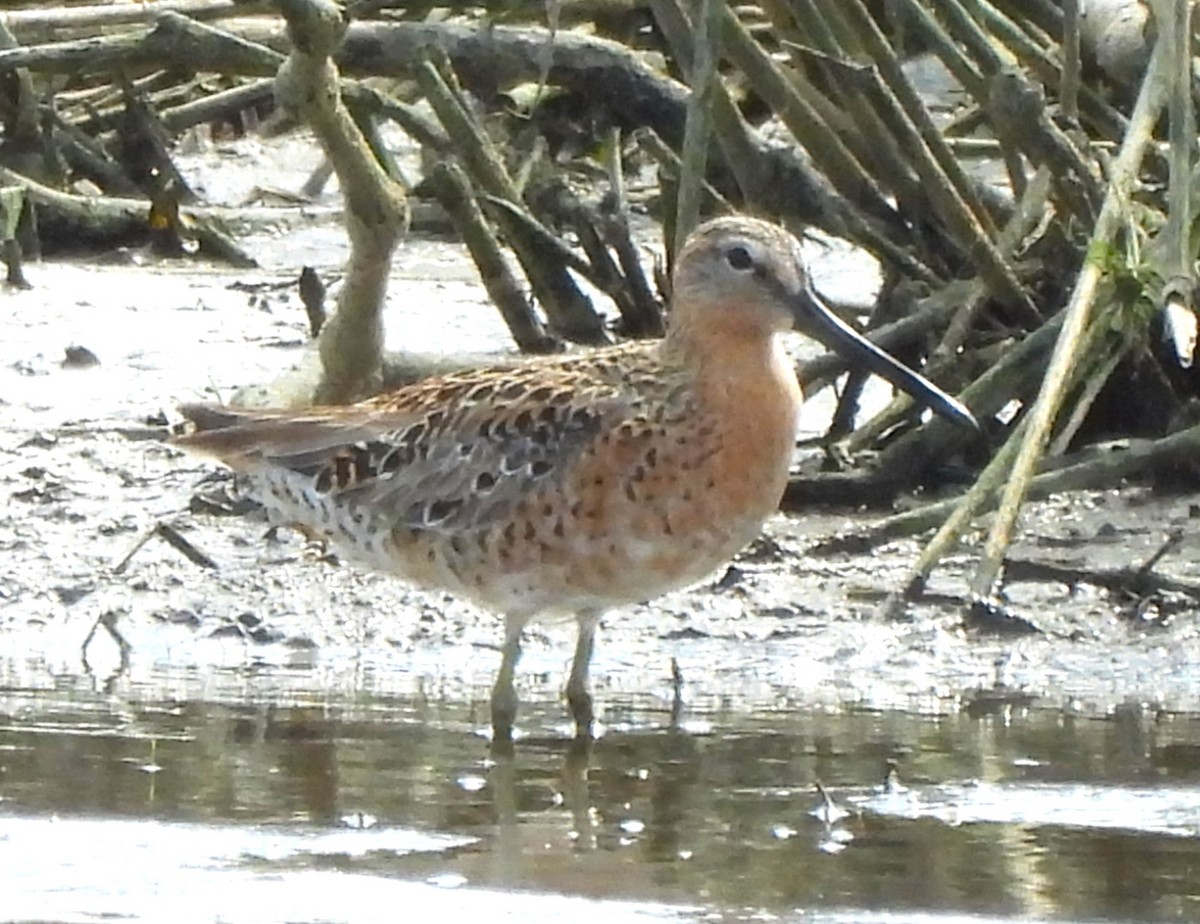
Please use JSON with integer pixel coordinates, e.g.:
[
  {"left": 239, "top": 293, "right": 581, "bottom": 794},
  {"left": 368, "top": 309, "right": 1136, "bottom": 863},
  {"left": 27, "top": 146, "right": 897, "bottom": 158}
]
[
  {"left": 301, "top": 158, "right": 335, "bottom": 199},
  {"left": 1140, "top": 527, "right": 1185, "bottom": 575},
  {"left": 154, "top": 522, "right": 220, "bottom": 570},
  {"left": 426, "top": 161, "right": 557, "bottom": 354},
  {"left": 771, "top": 39, "right": 923, "bottom": 211},
  {"left": 1059, "top": 0, "right": 1081, "bottom": 123},
  {"left": 859, "top": 66, "right": 1041, "bottom": 327},
  {"left": 806, "top": 0, "right": 993, "bottom": 208},
  {"left": 180, "top": 56, "right": 454, "bottom": 152},
  {"left": 64, "top": 71, "right": 190, "bottom": 139},
  {"left": 0, "top": 162, "right": 257, "bottom": 263},
  {"left": 930, "top": 0, "right": 1008, "bottom": 75},
  {"left": 968, "top": 28, "right": 1172, "bottom": 600},
  {"left": 994, "top": 549, "right": 1200, "bottom": 604},
  {"left": 986, "top": 68, "right": 1101, "bottom": 224},
  {"left": 807, "top": 0, "right": 930, "bottom": 215},
  {"left": 717, "top": 2, "right": 905, "bottom": 236},
  {"left": 902, "top": 0, "right": 1029, "bottom": 195},
  {"left": 672, "top": 0, "right": 721, "bottom": 261},
  {"left": 879, "top": 314, "right": 1113, "bottom": 611},
  {"left": 0, "top": 19, "right": 37, "bottom": 149},
  {"left": 414, "top": 49, "right": 606, "bottom": 346},
  {"left": 176, "top": 59, "right": 445, "bottom": 201},
  {"left": 888, "top": 0, "right": 989, "bottom": 97},
  {"left": 1159, "top": 0, "right": 1195, "bottom": 319},
  {"left": 4, "top": 12, "right": 891, "bottom": 257},
  {"left": 0, "top": 11, "right": 280, "bottom": 79},
  {"left": 783, "top": 0, "right": 851, "bottom": 59},
  {"left": 843, "top": 167, "right": 1054, "bottom": 454},
  {"left": 864, "top": 419, "right": 1200, "bottom": 561},
  {"left": 645, "top": 0, "right": 761, "bottom": 205},
  {"left": 969, "top": 0, "right": 1058, "bottom": 53},
  {"left": 646, "top": 0, "right": 790, "bottom": 234},
  {"left": 840, "top": 0, "right": 998, "bottom": 238},
  {"left": 947, "top": 0, "right": 1127, "bottom": 141},
  {"left": 630, "top": 127, "right": 735, "bottom": 215},
  {"left": 771, "top": 30, "right": 874, "bottom": 143},
  {"left": 113, "top": 521, "right": 218, "bottom": 574},
  {"left": 1002, "top": 0, "right": 1064, "bottom": 33},
  {"left": 527, "top": 165, "right": 660, "bottom": 337},
  {"left": 878, "top": 418, "right": 1028, "bottom": 616},
  {"left": 1, "top": 184, "right": 29, "bottom": 285},
  {"left": 344, "top": 93, "right": 409, "bottom": 188},
  {"left": 764, "top": 0, "right": 912, "bottom": 200},
  {"left": 791, "top": 0, "right": 860, "bottom": 54},
  {"left": 2, "top": 237, "right": 29, "bottom": 288},
  {"left": 275, "top": 0, "right": 408, "bottom": 405},
  {"left": 838, "top": 0, "right": 1041, "bottom": 326},
  {"left": 936, "top": 164, "right": 1051, "bottom": 358},
  {"left": 340, "top": 81, "right": 449, "bottom": 152},
  {"left": 0, "top": 16, "right": 646, "bottom": 97},
  {"left": 1045, "top": 337, "right": 1129, "bottom": 457},
  {"left": 119, "top": 74, "right": 196, "bottom": 199},
  {"left": 480, "top": 195, "right": 603, "bottom": 284},
  {"left": 0, "top": 160, "right": 286, "bottom": 224},
  {"left": 0, "top": 0, "right": 267, "bottom": 34},
  {"left": 999, "top": 0, "right": 1057, "bottom": 47},
  {"left": 0, "top": 20, "right": 50, "bottom": 260},
  {"left": 565, "top": 202, "right": 634, "bottom": 312},
  {"left": 57, "top": 61, "right": 172, "bottom": 110},
  {"left": 684, "top": 2, "right": 935, "bottom": 280},
  {"left": 602, "top": 127, "right": 663, "bottom": 337},
  {"left": 160, "top": 77, "right": 276, "bottom": 135}
]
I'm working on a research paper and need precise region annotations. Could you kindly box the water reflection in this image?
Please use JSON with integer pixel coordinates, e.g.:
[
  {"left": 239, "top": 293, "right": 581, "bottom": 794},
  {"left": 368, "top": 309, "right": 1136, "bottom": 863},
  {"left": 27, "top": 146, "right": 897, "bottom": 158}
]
[{"left": 0, "top": 667, "right": 1198, "bottom": 923}]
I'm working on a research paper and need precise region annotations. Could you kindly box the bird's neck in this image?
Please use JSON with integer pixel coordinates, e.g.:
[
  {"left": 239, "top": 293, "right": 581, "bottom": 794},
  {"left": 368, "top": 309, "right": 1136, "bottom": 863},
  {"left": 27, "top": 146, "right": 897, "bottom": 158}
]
[
  {"left": 661, "top": 321, "right": 803, "bottom": 440},
  {"left": 654, "top": 320, "right": 802, "bottom": 527}
]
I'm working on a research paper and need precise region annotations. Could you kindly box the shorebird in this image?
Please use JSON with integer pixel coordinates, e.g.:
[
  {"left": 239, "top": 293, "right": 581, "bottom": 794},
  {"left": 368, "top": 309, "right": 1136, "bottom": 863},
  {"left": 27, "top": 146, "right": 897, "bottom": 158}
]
[{"left": 177, "top": 216, "right": 975, "bottom": 740}]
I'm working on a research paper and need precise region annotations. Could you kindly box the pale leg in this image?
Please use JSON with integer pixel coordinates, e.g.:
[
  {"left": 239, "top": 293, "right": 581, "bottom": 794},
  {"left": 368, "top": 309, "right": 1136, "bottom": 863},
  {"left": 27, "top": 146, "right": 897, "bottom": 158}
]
[
  {"left": 566, "top": 610, "right": 602, "bottom": 737},
  {"left": 491, "top": 614, "right": 524, "bottom": 740}
]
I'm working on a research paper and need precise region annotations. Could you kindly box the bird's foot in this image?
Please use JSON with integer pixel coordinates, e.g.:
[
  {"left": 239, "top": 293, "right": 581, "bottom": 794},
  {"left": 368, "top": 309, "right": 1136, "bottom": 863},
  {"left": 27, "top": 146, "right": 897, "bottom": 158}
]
[
  {"left": 567, "top": 687, "right": 594, "bottom": 740},
  {"left": 490, "top": 682, "right": 518, "bottom": 743}
]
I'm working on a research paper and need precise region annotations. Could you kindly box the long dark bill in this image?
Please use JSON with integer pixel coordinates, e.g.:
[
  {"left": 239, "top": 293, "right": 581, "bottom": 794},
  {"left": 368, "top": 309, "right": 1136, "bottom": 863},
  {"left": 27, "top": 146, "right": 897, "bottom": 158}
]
[{"left": 793, "top": 283, "right": 979, "bottom": 433}]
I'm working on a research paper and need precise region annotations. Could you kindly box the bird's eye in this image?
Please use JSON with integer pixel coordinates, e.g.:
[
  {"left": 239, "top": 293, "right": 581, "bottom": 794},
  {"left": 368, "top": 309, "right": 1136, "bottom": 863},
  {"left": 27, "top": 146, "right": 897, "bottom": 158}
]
[{"left": 725, "top": 245, "right": 754, "bottom": 271}]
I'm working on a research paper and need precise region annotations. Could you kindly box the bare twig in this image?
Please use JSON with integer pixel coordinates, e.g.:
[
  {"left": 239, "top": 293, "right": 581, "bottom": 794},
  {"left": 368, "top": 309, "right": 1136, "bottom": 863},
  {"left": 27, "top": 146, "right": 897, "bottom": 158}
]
[
  {"left": 415, "top": 48, "right": 605, "bottom": 344},
  {"left": 273, "top": 0, "right": 409, "bottom": 404},
  {"left": 427, "top": 162, "right": 558, "bottom": 354},
  {"left": 970, "top": 24, "right": 1173, "bottom": 599},
  {"left": 1060, "top": 0, "right": 1081, "bottom": 122},
  {"left": 840, "top": 419, "right": 1200, "bottom": 562},
  {"left": 672, "top": 0, "right": 721, "bottom": 259},
  {"left": 114, "top": 521, "right": 219, "bottom": 574}
]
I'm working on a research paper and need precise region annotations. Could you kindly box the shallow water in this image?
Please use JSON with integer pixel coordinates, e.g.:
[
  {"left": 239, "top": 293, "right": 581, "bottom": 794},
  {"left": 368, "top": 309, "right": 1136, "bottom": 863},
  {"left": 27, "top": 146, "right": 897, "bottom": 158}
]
[{"left": 1, "top": 664, "right": 1198, "bottom": 923}]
